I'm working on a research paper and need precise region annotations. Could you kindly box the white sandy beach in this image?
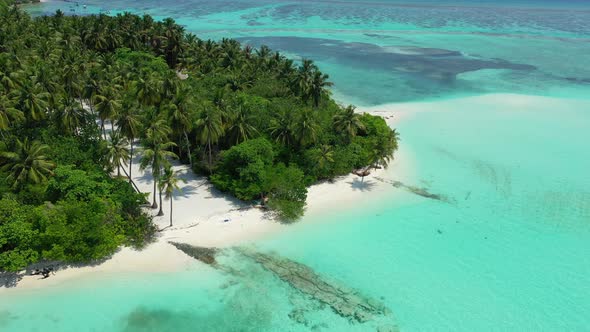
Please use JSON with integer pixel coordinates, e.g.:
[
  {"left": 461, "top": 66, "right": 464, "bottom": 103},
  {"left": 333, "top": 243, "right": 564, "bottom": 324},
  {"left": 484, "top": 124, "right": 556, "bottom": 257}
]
[{"left": 1, "top": 105, "right": 413, "bottom": 293}]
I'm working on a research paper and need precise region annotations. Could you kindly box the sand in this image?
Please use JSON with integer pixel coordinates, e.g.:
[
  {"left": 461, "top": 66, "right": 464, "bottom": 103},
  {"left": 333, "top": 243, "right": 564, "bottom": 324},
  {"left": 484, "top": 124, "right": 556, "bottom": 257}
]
[{"left": 1, "top": 105, "right": 412, "bottom": 293}]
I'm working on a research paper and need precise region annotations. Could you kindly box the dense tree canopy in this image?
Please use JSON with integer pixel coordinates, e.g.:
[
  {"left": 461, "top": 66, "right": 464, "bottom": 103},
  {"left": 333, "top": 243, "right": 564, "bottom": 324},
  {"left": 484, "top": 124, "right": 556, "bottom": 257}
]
[{"left": 0, "top": 0, "right": 399, "bottom": 271}]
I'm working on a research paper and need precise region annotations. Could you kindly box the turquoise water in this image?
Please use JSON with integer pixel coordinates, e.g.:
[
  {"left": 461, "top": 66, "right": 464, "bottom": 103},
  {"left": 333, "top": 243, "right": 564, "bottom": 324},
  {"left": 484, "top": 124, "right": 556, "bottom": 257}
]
[{"left": 6, "top": 1, "right": 590, "bottom": 331}]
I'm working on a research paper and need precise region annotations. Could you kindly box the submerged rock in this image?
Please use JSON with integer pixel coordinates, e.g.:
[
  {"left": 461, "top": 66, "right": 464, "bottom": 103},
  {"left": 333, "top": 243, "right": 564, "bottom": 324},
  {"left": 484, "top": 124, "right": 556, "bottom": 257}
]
[
  {"left": 406, "top": 185, "right": 444, "bottom": 201},
  {"left": 374, "top": 177, "right": 447, "bottom": 202},
  {"left": 377, "top": 324, "right": 400, "bottom": 332},
  {"left": 288, "top": 309, "right": 310, "bottom": 326},
  {"left": 236, "top": 248, "right": 390, "bottom": 323},
  {"left": 168, "top": 243, "right": 393, "bottom": 324},
  {"left": 168, "top": 242, "right": 218, "bottom": 265}
]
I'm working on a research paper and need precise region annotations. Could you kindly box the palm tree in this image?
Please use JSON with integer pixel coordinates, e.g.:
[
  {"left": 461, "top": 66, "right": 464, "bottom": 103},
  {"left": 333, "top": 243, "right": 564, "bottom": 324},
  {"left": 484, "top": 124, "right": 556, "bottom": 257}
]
[
  {"left": 166, "top": 88, "right": 194, "bottom": 167},
  {"left": 56, "top": 97, "right": 87, "bottom": 135},
  {"left": 159, "top": 165, "right": 185, "bottom": 227},
  {"left": 106, "top": 131, "right": 130, "bottom": 177},
  {"left": 162, "top": 17, "right": 184, "bottom": 68},
  {"left": 293, "top": 108, "right": 319, "bottom": 147},
  {"left": 0, "top": 138, "right": 56, "bottom": 189},
  {"left": 226, "top": 103, "right": 258, "bottom": 145},
  {"left": 0, "top": 95, "right": 23, "bottom": 132},
  {"left": 133, "top": 73, "right": 162, "bottom": 107},
  {"left": 268, "top": 110, "right": 295, "bottom": 147},
  {"left": 94, "top": 88, "right": 121, "bottom": 139},
  {"left": 116, "top": 104, "right": 141, "bottom": 182},
  {"left": 333, "top": 105, "right": 365, "bottom": 142},
  {"left": 310, "top": 70, "right": 333, "bottom": 108},
  {"left": 294, "top": 59, "right": 315, "bottom": 103},
  {"left": 195, "top": 105, "right": 224, "bottom": 173},
  {"left": 12, "top": 81, "right": 49, "bottom": 122},
  {"left": 139, "top": 129, "right": 178, "bottom": 209},
  {"left": 315, "top": 144, "right": 334, "bottom": 170},
  {"left": 0, "top": 66, "right": 20, "bottom": 91}
]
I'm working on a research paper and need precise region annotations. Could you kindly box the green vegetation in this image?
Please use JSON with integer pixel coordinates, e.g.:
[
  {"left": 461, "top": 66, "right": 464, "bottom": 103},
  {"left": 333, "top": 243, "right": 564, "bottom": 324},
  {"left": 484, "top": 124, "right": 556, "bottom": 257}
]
[{"left": 0, "top": 2, "right": 398, "bottom": 271}]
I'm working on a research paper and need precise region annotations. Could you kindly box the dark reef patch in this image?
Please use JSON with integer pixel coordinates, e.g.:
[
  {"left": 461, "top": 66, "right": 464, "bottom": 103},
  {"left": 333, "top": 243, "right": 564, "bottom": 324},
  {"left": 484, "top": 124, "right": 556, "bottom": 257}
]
[{"left": 237, "top": 36, "right": 536, "bottom": 84}]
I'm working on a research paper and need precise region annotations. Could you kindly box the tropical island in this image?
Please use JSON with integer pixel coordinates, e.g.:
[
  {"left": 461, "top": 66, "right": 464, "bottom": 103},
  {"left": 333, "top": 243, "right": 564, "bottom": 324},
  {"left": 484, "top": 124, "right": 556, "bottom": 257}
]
[{"left": 0, "top": 1, "right": 398, "bottom": 274}]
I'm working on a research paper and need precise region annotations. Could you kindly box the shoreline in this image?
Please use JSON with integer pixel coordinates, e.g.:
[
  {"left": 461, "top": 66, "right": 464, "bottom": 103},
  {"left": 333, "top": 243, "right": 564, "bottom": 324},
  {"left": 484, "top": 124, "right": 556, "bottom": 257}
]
[
  {"left": 0, "top": 103, "right": 414, "bottom": 293},
  {"left": 2, "top": 92, "right": 580, "bottom": 293}
]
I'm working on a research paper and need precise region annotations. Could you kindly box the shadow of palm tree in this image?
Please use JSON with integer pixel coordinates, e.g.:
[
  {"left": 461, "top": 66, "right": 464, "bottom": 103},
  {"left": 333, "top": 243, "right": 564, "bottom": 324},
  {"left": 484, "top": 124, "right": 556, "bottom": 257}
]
[
  {"left": 176, "top": 184, "right": 199, "bottom": 198},
  {"left": 205, "top": 185, "right": 247, "bottom": 209},
  {"left": 135, "top": 167, "right": 155, "bottom": 185},
  {"left": 349, "top": 178, "right": 377, "bottom": 192}
]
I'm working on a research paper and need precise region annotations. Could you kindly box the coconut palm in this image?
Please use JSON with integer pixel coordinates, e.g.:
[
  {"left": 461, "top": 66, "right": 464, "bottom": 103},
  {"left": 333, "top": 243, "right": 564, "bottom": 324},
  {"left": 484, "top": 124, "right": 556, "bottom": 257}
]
[
  {"left": 195, "top": 105, "right": 224, "bottom": 173},
  {"left": 133, "top": 72, "right": 162, "bottom": 107},
  {"left": 293, "top": 108, "right": 319, "bottom": 147},
  {"left": 268, "top": 110, "right": 295, "bottom": 147},
  {"left": 333, "top": 105, "right": 365, "bottom": 142},
  {"left": 56, "top": 96, "right": 87, "bottom": 135},
  {"left": 310, "top": 70, "right": 333, "bottom": 108},
  {"left": 0, "top": 67, "right": 20, "bottom": 91},
  {"left": 106, "top": 131, "right": 130, "bottom": 177},
  {"left": 372, "top": 128, "right": 400, "bottom": 169},
  {"left": 0, "top": 95, "right": 23, "bottom": 131},
  {"left": 94, "top": 88, "right": 121, "bottom": 139},
  {"left": 315, "top": 144, "right": 334, "bottom": 170},
  {"left": 12, "top": 81, "right": 49, "bottom": 121},
  {"left": 166, "top": 87, "right": 194, "bottom": 167},
  {"left": 293, "top": 59, "right": 316, "bottom": 102},
  {"left": 226, "top": 103, "right": 258, "bottom": 145},
  {"left": 0, "top": 138, "right": 56, "bottom": 189},
  {"left": 159, "top": 165, "right": 185, "bottom": 227},
  {"left": 116, "top": 104, "right": 141, "bottom": 182},
  {"left": 139, "top": 129, "right": 178, "bottom": 209}
]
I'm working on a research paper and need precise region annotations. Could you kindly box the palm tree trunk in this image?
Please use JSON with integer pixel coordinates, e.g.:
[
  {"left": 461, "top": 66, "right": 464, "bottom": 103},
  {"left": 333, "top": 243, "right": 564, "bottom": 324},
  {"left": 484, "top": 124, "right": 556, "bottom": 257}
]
[
  {"left": 169, "top": 197, "right": 173, "bottom": 227},
  {"left": 184, "top": 131, "right": 192, "bottom": 168},
  {"left": 157, "top": 187, "right": 164, "bottom": 216},
  {"left": 129, "top": 137, "right": 134, "bottom": 182},
  {"left": 207, "top": 139, "right": 212, "bottom": 174},
  {"left": 120, "top": 165, "right": 143, "bottom": 198},
  {"left": 117, "top": 165, "right": 120, "bottom": 177},
  {"left": 152, "top": 177, "right": 158, "bottom": 209},
  {"left": 101, "top": 120, "right": 106, "bottom": 140}
]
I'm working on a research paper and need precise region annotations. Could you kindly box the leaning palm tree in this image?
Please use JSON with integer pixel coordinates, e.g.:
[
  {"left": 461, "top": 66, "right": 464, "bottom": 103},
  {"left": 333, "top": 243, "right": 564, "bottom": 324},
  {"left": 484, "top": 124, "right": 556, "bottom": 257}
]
[
  {"left": 106, "top": 131, "right": 130, "bottom": 177},
  {"left": 333, "top": 105, "right": 365, "bottom": 142},
  {"left": 159, "top": 165, "right": 185, "bottom": 227},
  {"left": 0, "top": 138, "right": 56, "bottom": 189},
  {"left": 195, "top": 105, "right": 224, "bottom": 173},
  {"left": 139, "top": 130, "right": 178, "bottom": 209}
]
